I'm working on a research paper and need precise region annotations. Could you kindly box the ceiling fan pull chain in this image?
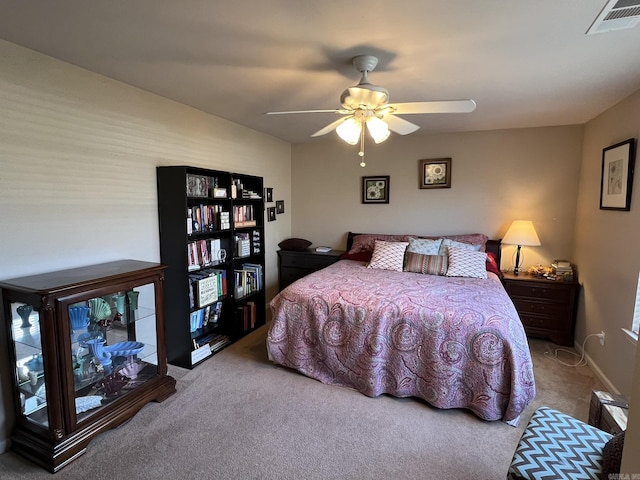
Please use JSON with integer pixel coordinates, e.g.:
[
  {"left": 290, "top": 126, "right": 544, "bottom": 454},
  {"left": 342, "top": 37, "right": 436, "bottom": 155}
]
[{"left": 359, "top": 127, "right": 366, "bottom": 167}]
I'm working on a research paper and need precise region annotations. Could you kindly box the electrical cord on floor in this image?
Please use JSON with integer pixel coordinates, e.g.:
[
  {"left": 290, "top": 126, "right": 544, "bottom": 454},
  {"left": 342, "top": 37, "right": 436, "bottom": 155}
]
[{"left": 543, "top": 333, "right": 602, "bottom": 367}]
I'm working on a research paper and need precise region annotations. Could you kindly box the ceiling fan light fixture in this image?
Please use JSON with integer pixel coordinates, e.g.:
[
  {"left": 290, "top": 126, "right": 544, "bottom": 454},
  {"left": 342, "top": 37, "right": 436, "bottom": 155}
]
[
  {"left": 336, "top": 117, "right": 361, "bottom": 145},
  {"left": 366, "top": 116, "right": 390, "bottom": 144}
]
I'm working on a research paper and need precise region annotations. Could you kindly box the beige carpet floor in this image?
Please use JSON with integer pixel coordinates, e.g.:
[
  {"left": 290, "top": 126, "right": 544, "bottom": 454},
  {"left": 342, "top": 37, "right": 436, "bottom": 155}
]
[{"left": 0, "top": 324, "right": 604, "bottom": 479}]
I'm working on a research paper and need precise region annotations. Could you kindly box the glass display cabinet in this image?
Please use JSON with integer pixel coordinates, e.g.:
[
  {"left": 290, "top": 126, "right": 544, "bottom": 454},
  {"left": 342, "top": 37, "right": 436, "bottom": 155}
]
[{"left": 0, "top": 260, "right": 176, "bottom": 472}]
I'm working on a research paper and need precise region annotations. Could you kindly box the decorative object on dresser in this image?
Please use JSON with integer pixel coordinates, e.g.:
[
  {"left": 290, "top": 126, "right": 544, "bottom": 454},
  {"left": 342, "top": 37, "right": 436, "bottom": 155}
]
[
  {"left": 362, "top": 176, "right": 390, "bottom": 204},
  {"left": 269, "top": 232, "right": 536, "bottom": 423},
  {"left": 501, "top": 220, "right": 541, "bottom": 275},
  {"left": 278, "top": 248, "right": 345, "bottom": 291},
  {"left": 156, "top": 166, "right": 265, "bottom": 369},
  {"left": 0, "top": 260, "right": 176, "bottom": 472},
  {"left": 419, "top": 158, "right": 451, "bottom": 189},
  {"left": 599, "top": 137, "right": 636, "bottom": 211},
  {"left": 503, "top": 271, "right": 580, "bottom": 346}
]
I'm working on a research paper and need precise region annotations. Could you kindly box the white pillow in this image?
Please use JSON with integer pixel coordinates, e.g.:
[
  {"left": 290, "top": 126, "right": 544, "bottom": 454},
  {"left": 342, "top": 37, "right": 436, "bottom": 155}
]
[
  {"left": 438, "top": 238, "right": 483, "bottom": 256},
  {"left": 446, "top": 246, "right": 487, "bottom": 279},
  {"left": 367, "top": 240, "right": 409, "bottom": 271},
  {"left": 407, "top": 237, "right": 442, "bottom": 255}
]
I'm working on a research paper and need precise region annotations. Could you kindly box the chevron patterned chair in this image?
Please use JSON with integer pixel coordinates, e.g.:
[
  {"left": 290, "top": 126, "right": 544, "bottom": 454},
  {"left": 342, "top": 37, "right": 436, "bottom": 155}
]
[{"left": 507, "top": 406, "right": 622, "bottom": 480}]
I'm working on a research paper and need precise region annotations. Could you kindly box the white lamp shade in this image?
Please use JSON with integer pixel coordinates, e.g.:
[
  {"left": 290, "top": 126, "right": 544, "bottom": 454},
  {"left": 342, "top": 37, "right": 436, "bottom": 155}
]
[
  {"left": 502, "top": 220, "right": 541, "bottom": 246},
  {"left": 366, "top": 116, "right": 390, "bottom": 144},
  {"left": 336, "top": 117, "right": 361, "bottom": 145}
]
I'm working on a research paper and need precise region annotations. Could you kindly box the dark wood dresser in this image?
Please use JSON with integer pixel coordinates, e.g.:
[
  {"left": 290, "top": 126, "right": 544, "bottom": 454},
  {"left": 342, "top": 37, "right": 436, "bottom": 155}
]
[
  {"left": 277, "top": 249, "right": 345, "bottom": 290},
  {"left": 502, "top": 272, "right": 580, "bottom": 346}
]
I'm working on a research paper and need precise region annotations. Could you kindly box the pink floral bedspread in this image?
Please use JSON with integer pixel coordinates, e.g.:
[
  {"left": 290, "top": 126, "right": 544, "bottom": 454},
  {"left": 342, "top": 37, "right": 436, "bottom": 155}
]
[{"left": 267, "top": 260, "right": 535, "bottom": 423}]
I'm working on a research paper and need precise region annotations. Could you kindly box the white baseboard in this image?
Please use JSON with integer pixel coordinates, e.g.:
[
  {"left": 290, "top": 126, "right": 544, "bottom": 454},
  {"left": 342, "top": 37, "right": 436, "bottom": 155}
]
[{"left": 576, "top": 342, "right": 620, "bottom": 394}]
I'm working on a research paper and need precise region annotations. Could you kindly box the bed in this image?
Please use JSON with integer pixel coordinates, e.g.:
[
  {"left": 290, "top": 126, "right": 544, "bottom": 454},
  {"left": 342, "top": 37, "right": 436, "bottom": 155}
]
[{"left": 267, "top": 232, "right": 536, "bottom": 424}]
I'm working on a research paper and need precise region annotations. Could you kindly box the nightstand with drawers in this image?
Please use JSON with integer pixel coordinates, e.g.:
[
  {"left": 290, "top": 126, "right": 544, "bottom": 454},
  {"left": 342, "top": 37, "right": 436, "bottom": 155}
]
[
  {"left": 502, "top": 272, "right": 580, "bottom": 346},
  {"left": 277, "top": 249, "right": 345, "bottom": 291}
]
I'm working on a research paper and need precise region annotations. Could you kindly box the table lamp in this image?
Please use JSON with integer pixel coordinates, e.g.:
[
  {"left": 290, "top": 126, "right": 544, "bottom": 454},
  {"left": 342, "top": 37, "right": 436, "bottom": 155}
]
[{"left": 502, "top": 220, "right": 541, "bottom": 275}]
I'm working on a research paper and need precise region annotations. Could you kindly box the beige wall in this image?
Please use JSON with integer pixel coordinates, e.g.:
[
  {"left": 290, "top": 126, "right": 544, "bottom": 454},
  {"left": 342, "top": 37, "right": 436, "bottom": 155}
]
[
  {"left": 574, "top": 89, "right": 640, "bottom": 396},
  {"left": 575, "top": 90, "right": 640, "bottom": 473},
  {"left": 0, "top": 40, "right": 291, "bottom": 451},
  {"left": 291, "top": 125, "right": 584, "bottom": 272}
]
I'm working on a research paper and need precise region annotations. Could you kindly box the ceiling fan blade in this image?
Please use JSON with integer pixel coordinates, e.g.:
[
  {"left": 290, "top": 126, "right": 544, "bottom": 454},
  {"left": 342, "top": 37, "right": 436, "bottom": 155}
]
[
  {"left": 311, "top": 117, "right": 350, "bottom": 137},
  {"left": 266, "top": 109, "right": 349, "bottom": 115},
  {"left": 391, "top": 99, "right": 477, "bottom": 115},
  {"left": 384, "top": 115, "right": 420, "bottom": 135}
]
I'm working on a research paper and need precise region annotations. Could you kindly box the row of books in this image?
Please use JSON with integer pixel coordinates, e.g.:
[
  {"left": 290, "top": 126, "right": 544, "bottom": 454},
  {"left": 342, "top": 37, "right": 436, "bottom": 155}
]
[
  {"left": 193, "top": 332, "right": 230, "bottom": 352},
  {"left": 234, "top": 263, "right": 263, "bottom": 298},
  {"left": 233, "top": 205, "right": 257, "bottom": 227},
  {"left": 188, "top": 238, "right": 228, "bottom": 271},
  {"left": 186, "top": 174, "right": 228, "bottom": 199},
  {"left": 236, "top": 302, "right": 257, "bottom": 332},
  {"left": 187, "top": 204, "right": 230, "bottom": 234},
  {"left": 189, "top": 269, "right": 227, "bottom": 309},
  {"left": 189, "top": 301, "right": 223, "bottom": 333}
]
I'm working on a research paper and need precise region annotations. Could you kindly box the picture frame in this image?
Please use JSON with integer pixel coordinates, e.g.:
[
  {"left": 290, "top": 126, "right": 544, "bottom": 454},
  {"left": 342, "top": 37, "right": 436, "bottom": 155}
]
[
  {"left": 267, "top": 207, "right": 276, "bottom": 222},
  {"left": 362, "top": 176, "right": 390, "bottom": 204},
  {"left": 276, "top": 200, "right": 285, "bottom": 214},
  {"left": 419, "top": 158, "right": 452, "bottom": 189},
  {"left": 600, "top": 138, "right": 636, "bottom": 211},
  {"left": 264, "top": 187, "right": 273, "bottom": 203}
]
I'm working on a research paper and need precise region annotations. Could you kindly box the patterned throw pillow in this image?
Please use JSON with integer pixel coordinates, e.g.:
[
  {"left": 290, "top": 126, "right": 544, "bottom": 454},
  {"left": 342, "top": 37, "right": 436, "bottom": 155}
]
[
  {"left": 367, "top": 240, "right": 409, "bottom": 271},
  {"left": 446, "top": 247, "right": 487, "bottom": 278},
  {"left": 438, "top": 238, "right": 483, "bottom": 256},
  {"left": 404, "top": 252, "right": 448, "bottom": 275},
  {"left": 407, "top": 237, "right": 442, "bottom": 255}
]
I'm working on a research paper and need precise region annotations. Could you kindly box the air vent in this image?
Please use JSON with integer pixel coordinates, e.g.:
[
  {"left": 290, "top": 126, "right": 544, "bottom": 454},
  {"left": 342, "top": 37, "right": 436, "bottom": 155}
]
[{"left": 587, "top": 0, "right": 640, "bottom": 34}]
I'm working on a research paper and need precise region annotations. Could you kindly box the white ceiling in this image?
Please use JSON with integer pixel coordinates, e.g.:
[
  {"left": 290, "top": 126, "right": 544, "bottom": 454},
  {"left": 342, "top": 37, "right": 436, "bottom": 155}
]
[{"left": 1, "top": 1, "right": 640, "bottom": 144}]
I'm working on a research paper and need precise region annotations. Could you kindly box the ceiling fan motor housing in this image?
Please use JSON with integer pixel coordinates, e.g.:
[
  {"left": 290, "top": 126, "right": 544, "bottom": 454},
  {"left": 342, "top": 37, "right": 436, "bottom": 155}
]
[{"left": 340, "top": 84, "right": 389, "bottom": 110}]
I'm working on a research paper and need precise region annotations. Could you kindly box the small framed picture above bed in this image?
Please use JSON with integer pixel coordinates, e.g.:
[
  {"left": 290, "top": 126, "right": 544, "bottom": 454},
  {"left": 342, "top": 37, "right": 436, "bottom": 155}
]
[
  {"left": 362, "top": 176, "right": 390, "bottom": 204},
  {"left": 419, "top": 158, "right": 452, "bottom": 189}
]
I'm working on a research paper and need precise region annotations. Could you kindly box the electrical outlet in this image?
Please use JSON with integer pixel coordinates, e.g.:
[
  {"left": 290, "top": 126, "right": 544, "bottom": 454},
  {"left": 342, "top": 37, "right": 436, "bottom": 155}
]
[{"left": 599, "top": 331, "right": 605, "bottom": 346}]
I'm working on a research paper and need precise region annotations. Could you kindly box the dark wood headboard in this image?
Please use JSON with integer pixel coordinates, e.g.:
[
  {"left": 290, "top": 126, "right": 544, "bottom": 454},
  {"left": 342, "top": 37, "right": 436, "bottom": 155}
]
[{"left": 345, "top": 232, "right": 502, "bottom": 266}]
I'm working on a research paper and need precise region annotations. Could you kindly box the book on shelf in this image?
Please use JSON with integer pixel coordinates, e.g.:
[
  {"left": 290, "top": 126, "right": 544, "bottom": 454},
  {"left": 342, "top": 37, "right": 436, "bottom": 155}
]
[
  {"left": 252, "top": 229, "right": 261, "bottom": 254},
  {"left": 233, "top": 205, "right": 257, "bottom": 227},
  {"left": 236, "top": 301, "right": 257, "bottom": 332},
  {"left": 187, "top": 205, "right": 230, "bottom": 234},
  {"left": 241, "top": 263, "right": 263, "bottom": 291},
  {"left": 196, "top": 275, "right": 218, "bottom": 307},
  {"left": 193, "top": 332, "right": 231, "bottom": 352},
  {"left": 189, "top": 301, "right": 223, "bottom": 334},
  {"left": 189, "top": 269, "right": 226, "bottom": 308},
  {"left": 234, "top": 263, "right": 263, "bottom": 298},
  {"left": 235, "top": 232, "right": 251, "bottom": 257},
  {"left": 188, "top": 240, "right": 230, "bottom": 271}
]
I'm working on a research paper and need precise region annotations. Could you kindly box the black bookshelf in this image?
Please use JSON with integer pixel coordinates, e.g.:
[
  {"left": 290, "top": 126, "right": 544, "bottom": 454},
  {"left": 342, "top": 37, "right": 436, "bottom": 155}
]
[{"left": 157, "top": 166, "right": 265, "bottom": 368}]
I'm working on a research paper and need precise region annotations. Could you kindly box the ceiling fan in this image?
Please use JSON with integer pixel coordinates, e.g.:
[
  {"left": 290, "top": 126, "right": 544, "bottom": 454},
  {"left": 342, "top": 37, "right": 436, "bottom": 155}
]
[{"left": 266, "top": 55, "right": 476, "bottom": 166}]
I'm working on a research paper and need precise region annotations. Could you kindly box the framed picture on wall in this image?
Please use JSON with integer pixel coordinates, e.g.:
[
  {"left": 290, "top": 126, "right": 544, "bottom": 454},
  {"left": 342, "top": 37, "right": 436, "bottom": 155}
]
[
  {"left": 419, "top": 158, "right": 451, "bottom": 189},
  {"left": 362, "top": 176, "right": 390, "bottom": 204},
  {"left": 600, "top": 138, "right": 636, "bottom": 211}
]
